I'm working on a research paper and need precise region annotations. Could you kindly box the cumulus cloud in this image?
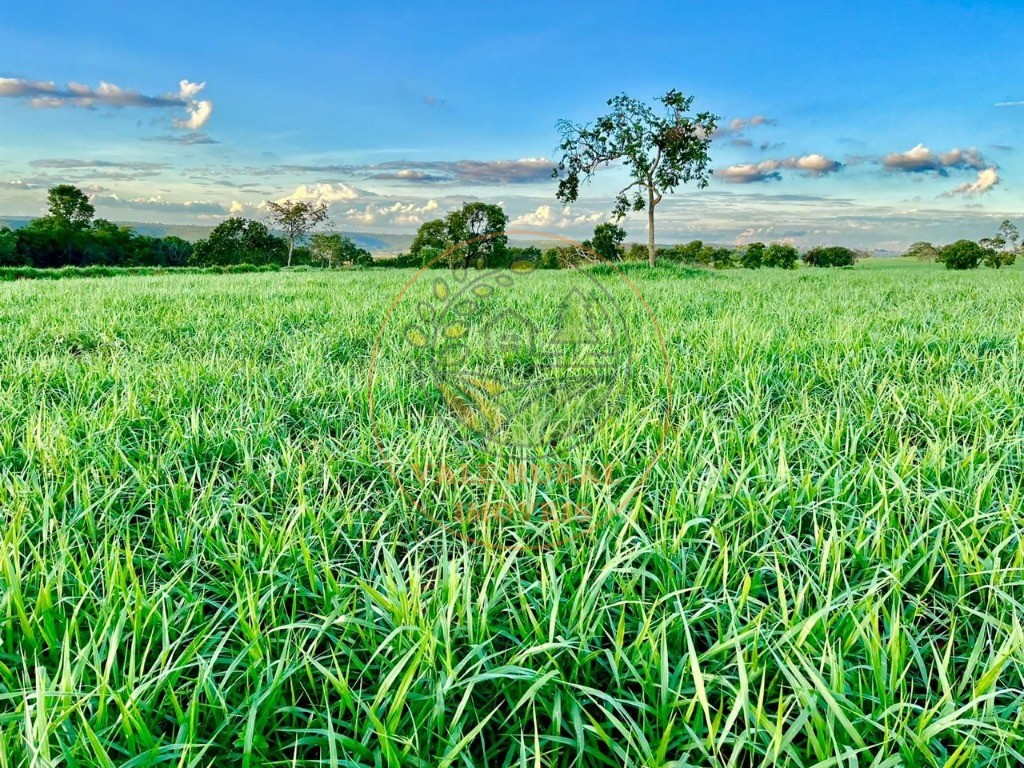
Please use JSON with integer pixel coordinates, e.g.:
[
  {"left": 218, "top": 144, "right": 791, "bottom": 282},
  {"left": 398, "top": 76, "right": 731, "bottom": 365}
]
[
  {"left": 942, "top": 167, "right": 1000, "bottom": 197},
  {"left": 716, "top": 154, "right": 843, "bottom": 183},
  {"left": 277, "top": 183, "right": 366, "bottom": 205},
  {"left": 511, "top": 205, "right": 555, "bottom": 227},
  {"left": 881, "top": 144, "right": 987, "bottom": 175},
  {"left": 95, "top": 193, "right": 229, "bottom": 215},
  {"left": 0, "top": 77, "right": 213, "bottom": 130},
  {"left": 339, "top": 198, "right": 441, "bottom": 227}
]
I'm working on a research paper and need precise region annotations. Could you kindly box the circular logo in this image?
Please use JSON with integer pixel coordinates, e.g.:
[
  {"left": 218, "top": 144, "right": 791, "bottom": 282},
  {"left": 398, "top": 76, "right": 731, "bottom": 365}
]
[{"left": 368, "top": 232, "right": 671, "bottom": 550}]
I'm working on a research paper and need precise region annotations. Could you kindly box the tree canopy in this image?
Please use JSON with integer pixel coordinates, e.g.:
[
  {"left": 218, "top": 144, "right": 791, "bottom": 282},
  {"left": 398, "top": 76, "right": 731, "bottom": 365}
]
[{"left": 554, "top": 90, "right": 718, "bottom": 267}]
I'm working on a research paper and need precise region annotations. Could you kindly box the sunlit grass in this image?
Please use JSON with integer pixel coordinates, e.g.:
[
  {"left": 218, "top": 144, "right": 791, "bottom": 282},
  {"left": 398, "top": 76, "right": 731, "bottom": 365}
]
[{"left": 1, "top": 263, "right": 1023, "bottom": 765}]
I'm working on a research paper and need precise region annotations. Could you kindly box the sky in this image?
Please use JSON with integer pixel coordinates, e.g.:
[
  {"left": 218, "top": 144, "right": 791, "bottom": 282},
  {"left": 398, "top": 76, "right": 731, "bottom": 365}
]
[{"left": 1, "top": 0, "right": 1022, "bottom": 250}]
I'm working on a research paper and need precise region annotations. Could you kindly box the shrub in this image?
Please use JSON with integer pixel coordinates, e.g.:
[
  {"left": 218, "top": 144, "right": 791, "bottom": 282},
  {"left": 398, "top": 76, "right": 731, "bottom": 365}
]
[
  {"left": 938, "top": 240, "right": 985, "bottom": 270},
  {"left": 803, "top": 246, "right": 857, "bottom": 268},
  {"left": 763, "top": 243, "right": 799, "bottom": 269},
  {"left": 740, "top": 242, "right": 765, "bottom": 269}
]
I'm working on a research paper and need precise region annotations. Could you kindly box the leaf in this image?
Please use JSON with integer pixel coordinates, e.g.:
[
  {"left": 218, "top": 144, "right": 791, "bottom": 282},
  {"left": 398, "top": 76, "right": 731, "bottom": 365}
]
[
  {"left": 444, "top": 324, "right": 467, "bottom": 339},
  {"left": 510, "top": 259, "right": 535, "bottom": 274},
  {"left": 433, "top": 279, "right": 449, "bottom": 301},
  {"left": 473, "top": 285, "right": 493, "bottom": 297}
]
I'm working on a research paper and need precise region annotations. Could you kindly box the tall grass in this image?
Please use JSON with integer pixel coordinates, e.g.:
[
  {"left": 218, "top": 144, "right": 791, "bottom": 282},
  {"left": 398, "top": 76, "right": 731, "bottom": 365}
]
[{"left": 0, "top": 264, "right": 1022, "bottom": 765}]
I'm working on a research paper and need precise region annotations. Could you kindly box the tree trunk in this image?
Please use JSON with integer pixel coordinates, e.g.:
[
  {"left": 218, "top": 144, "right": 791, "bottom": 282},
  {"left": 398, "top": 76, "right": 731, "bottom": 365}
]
[
  {"left": 647, "top": 190, "right": 656, "bottom": 268},
  {"left": 287, "top": 239, "right": 294, "bottom": 267}
]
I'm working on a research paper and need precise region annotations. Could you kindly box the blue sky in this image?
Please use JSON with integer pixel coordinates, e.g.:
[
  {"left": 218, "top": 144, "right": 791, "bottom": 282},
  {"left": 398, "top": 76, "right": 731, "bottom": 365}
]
[{"left": 1, "top": 0, "right": 1022, "bottom": 249}]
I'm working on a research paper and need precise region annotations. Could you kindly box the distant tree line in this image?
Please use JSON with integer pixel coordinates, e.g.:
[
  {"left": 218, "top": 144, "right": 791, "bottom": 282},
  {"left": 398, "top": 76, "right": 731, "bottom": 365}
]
[
  {"left": 904, "top": 220, "right": 1020, "bottom": 270},
  {"left": 0, "top": 185, "right": 371, "bottom": 270}
]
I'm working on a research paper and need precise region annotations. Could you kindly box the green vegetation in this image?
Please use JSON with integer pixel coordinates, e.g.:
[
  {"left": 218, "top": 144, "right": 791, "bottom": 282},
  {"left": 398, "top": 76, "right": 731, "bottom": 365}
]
[
  {"left": 802, "top": 245, "right": 858, "bottom": 268},
  {"left": 2, "top": 262, "right": 1023, "bottom": 765}
]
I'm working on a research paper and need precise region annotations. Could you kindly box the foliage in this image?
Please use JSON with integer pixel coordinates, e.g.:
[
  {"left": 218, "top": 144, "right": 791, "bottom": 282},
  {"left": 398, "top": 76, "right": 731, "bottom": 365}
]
[
  {"left": 763, "top": 242, "right": 800, "bottom": 269},
  {"left": 803, "top": 245, "right": 857, "bottom": 267},
  {"left": 0, "top": 263, "right": 281, "bottom": 281},
  {"left": 1, "top": 266, "right": 1023, "bottom": 765},
  {"left": 410, "top": 203, "right": 509, "bottom": 268},
  {"left": 740, "top": 241, "right": 766, "bottom": 269},
  {"left": 708, "top": 246, "right": 737, "bottom": 268},
  {"left": 309, "top": 233, "right": 373, "bottom": 268},
  {"left": 191, "top": 218, "right": 288, "bottom": 267},
  {"left": 47, "top": 184, "right": 95, "bottom": 227},
  {"left": 265, "top": 199, "right": 331, "bottom": 266},
  {"left": 586, "top": 222, "right": 627, "bottom": 261},
  {"left": 939, "top": 239, "right": 986, "bottom": 270},
  {"left": 904, "top": 241, "right": 940, "bottom": 261},
  {"left": 554, "top": 90, "right": 718, "bottom": 266},
  {"left": 662, "top": 240, "right": 705, "bottom": 265},
  {"left": 0, "top": 228, "right": 25, "bottom": 266},
  {"left": 980, "top": 219, "right": 1020, "bottom": 269}
]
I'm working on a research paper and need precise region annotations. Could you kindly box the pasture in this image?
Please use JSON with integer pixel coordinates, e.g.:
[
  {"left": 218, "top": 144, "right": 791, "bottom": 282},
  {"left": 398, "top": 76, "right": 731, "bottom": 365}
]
[{"left": 1, "top": 261, "right": 1023, "bottom": 766}]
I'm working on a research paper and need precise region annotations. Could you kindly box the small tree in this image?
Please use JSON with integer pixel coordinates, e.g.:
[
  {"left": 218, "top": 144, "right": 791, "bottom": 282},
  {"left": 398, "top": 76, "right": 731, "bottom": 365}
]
[
  {"left": 309, "top": 233, "right": 372, "bottom": 268},
  {"left": 740, "top": 242, "right": 765, "bottom": 269},
  {"left": 763, "top": 243, "right": 799, "bottom": 269},
  {"left": 980, "top": 219, "right": 1019, "bottom": 269},
  {"left": 191, "top": 218, "right": 287, "bottom": 267},
  {"left": 265, "top": 200, "right": 330, "bottom": 267},
  {"left": 905, "top": 241, "right": 939, "bottom": 261},
  {"left": 409, "top": 203, "right": 509, "bottom": 269},
  {"left": 554, "top": 90, "right": 718, "bottom": 267},
  {"left": 709, "top": 247, "right": 736, "bottom": 269},
  {"left": 46, "top": 184, "right": 95, "bottom": 261},
  {"left": 588, "top": 222, "right": 627, "bottom": 261},
  {"left": 938, "top": 239, "right": 985, "bottom": 270},
  {"left": 803, "top": 246, "right": 856, "bottom": 267}
]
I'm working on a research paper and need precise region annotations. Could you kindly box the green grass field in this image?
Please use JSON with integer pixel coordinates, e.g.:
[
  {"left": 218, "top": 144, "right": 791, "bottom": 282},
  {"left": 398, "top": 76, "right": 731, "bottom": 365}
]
[{"left": 2, "top": 262, "right": 1024, "bottom": 766}]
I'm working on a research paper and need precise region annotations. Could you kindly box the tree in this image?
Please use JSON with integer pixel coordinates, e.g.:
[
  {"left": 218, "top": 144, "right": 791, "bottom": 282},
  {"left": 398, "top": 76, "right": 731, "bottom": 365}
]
[
  {"left": 554, "top": 90, "right": 718, "bottom": 267},
  {"left": 803, "top": 246, "right": 857, "bottom": 267},
  {"left": 740, "top": 242, "right": 765, "bottom": 269},
  {"left": 191, "top": 218, "right": 287, "bottom": 267},
  {"left": 980, "top": 219, "right": 1019, "bottom": 269},
  {"left": 588, "top": 222, "right": 627, "bottom": 261},
  {"left": 446, "top": 202, "right": 509, "bottom": 268},
  {"left": 0, "top": 228, "right": 24, "bottom": 266},
  {"left": 763, "top": 243, "right": 799, "bottom": 269},
  {"left": 708, "top": 247, "right": 736, "bottom": 269},
  {"left": 409, "top": 203, "right": 509, "bottom": 268},
  {"left": 905, "top": 241, "right": 939, "bottom": 261},
  {"left": 938, "top": 239, "right": 985, "bottom": 270},
  {"left": 47, "top": 185, "right": 95, "bottom": 228},
  {"left": 410, "top": 219, "right": 451, "bottom": 262},
  {"left": 264, "top": 200, "right": 330, "bottom": 267},
  {"left": 310, "top": 233, "right": 373, "bottom": 267},
  {"left": 45, "top": 184, "right": 95, "bottom": 261}
]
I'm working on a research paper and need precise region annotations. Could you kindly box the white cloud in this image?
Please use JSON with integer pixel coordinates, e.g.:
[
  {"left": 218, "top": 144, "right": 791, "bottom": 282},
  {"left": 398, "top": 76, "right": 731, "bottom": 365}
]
[
  {"left": 278, "top": 183, "right": 364, "bottom": 205},
  {"left": 716, "top": 154, "right": 842, "bottom": 183},
  {"left": 0, "top": 76, "right": 213, "bottom": 132},
  {"left": 882, "top": 144, "right": 987, "bottom": 174},
  {"left": 943, "top": 167, "right": 1000, "bottom": 197},
  {"left": 173, "top": 82, "right": 213, "bottom": 130},
  {"left": 511, "top": 205, "right": 554, "bottom": 227}
]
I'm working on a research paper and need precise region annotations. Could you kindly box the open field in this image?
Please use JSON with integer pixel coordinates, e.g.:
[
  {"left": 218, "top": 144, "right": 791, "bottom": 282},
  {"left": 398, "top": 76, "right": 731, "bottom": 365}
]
[{"left": 2, "top": 263, "right": 1024, "bottom": 765}]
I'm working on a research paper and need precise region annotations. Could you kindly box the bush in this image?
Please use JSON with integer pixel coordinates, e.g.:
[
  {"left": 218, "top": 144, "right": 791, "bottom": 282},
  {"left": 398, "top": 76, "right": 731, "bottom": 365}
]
[
  {"left": 740, "top": 242, "right": 765, "bottom": 269},
  {"left": 763, "top": 243, "right": 799, "bottom": 269},
  {"left": 803, "top": 246, "right": 857, "bottom": 268},
  {"left": 938, "top": 240, "right": 985, "bottom": 270}
]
